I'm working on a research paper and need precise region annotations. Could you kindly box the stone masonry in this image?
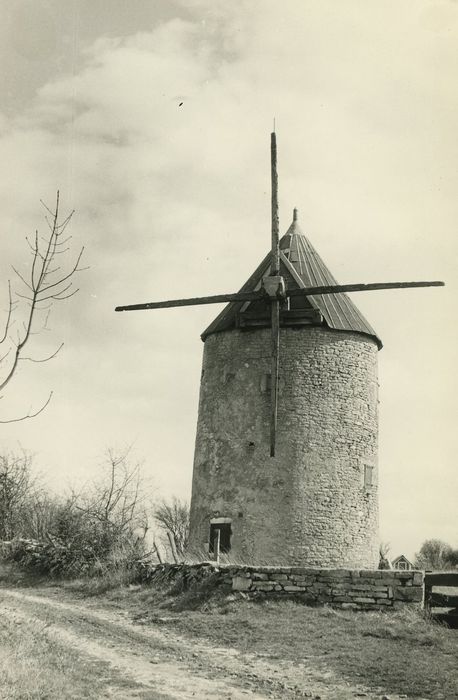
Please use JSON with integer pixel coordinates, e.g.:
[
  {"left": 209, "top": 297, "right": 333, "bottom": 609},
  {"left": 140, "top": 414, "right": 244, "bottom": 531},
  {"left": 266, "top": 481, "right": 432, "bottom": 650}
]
[
  {"left": 228, "top": 566, "right": 424, "bottom": 610},
  {"left": 136, "top": 563, "right": 424, "bottom": 612},
  {"left": 188, "top": 326, "right": 379, "bottom": 568}
]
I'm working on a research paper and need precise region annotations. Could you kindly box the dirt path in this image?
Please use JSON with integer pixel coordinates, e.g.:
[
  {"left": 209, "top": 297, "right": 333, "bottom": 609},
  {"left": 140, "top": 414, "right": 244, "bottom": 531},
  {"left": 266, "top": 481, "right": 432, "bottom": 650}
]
[{"left": 0, "top": 588, "right": 409, "bottom": 699}]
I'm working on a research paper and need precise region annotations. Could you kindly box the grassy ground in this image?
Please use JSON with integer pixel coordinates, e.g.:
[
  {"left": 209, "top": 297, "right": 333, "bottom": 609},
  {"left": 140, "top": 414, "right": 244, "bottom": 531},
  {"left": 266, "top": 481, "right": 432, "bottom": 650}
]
[
  {"left": 98, "top": 583, "right": 458, "bottom": 700},
  {"left": 1, "top": 563, "right": 457, "bottom": 699},
  {"left": 0, "top": 611, "right": 135, "bottom": 699}
]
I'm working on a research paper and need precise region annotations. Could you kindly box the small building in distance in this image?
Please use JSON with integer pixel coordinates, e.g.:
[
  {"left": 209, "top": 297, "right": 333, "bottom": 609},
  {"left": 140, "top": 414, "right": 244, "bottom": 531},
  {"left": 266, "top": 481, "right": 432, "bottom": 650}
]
[{"left": 392, "top": 554, "right": 414, "bottom": 570}]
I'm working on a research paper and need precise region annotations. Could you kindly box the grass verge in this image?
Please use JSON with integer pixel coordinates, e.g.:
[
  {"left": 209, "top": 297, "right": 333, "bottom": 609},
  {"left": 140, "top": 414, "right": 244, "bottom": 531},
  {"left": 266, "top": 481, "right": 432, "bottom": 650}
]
[
  {"left": 102, "top": 583, "right": 458, "bottom": 700},
  {"left": 2, "top": 562, "right": 457, "bottom": 699},
  {"left": 0, "top": 611, "right": 130, "bottom": 699}
]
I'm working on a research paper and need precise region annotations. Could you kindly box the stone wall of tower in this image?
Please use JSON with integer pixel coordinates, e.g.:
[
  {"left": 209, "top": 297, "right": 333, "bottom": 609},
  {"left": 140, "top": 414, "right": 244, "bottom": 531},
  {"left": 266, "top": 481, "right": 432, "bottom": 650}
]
[{"left": 188, "top": 326, "right": 379, "bottom": 568}]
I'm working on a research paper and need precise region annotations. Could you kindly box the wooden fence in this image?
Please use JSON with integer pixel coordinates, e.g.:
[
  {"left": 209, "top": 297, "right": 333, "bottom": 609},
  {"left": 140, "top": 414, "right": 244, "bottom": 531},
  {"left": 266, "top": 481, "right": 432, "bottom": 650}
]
[{"left": 424, "top": 572, "right": 458, "bottom": 626}]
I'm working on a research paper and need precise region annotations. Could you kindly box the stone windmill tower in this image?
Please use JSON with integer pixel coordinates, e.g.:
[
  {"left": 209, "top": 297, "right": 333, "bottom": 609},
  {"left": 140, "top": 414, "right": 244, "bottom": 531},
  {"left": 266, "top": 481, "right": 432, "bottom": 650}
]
[
  {"left": 115, "top": 133, "right": 442, "bottom": 569},
  {"left": 187, "top": 209, "right": 382, "bottom": 569}
]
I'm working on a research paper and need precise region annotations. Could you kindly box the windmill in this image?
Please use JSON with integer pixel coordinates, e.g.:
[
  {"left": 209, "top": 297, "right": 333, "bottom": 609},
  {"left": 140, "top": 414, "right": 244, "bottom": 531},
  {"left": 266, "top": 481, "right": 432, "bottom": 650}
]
[{"left": 115, "top": 132, "right": 444, "bottom": 458}]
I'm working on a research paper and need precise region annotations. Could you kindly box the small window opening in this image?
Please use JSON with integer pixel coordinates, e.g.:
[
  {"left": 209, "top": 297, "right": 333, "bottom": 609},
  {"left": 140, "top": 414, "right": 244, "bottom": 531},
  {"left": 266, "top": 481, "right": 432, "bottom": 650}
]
[
  {"left": 209, "top": 522, "right": 231, "bottom": 553},
  {"left": 260, "top": 372, "right": 271, "bottom": 392},
  {"left": 364, "top": 464, "right": 374, "bottom": 489}
]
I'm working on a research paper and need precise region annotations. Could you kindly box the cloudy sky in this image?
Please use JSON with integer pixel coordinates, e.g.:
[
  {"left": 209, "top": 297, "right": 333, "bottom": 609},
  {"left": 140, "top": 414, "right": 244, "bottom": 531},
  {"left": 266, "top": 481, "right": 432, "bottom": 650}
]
[{"left": 0, "top": 0, "right": 456, "bottom": 558}]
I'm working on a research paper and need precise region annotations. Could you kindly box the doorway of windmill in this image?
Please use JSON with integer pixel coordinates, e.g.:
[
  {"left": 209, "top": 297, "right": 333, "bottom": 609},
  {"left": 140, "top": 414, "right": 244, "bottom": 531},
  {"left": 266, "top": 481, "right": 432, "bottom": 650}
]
[{"left": 209, "top": 522, "right": 231, "bottom": 554}]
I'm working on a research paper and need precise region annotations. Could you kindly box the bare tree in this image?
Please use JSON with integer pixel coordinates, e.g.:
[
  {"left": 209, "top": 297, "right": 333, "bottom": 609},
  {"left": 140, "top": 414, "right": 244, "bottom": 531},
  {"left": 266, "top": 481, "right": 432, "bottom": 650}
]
[
  {"left": 74, "top": 447, "right": 150, "bottom": 551},
  {"left": 0, "top": 192, "right": 85, "bottom": 422},
  {"left": 154, "top": 497, "right": 190, "bottom": 557},
  {"left": 378, "top": 541, "right": 392, "bottom": 570},
  {"left": 0, "top": 451, "right": 36, "bottom": 540},
  {"left": 0, "top": 451, "right": 60, "bottom": 541},
  {"left": 20, "top": 489, "right": 60, "bottom": 541}
]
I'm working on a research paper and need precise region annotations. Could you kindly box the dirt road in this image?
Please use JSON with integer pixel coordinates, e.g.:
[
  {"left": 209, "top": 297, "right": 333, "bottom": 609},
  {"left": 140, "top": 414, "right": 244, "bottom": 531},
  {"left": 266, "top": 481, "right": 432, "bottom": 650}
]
[{"left": 0, "top": 587, "right": 415, "bottom": 699}]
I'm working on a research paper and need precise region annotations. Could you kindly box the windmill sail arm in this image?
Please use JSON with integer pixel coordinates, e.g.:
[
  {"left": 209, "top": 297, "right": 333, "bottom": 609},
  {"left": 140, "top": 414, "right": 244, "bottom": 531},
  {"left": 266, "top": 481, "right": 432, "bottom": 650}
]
[
  {"left": 270, "top": 298, "right": 280, "bottom": 457},
  {"left": 115, "top": 280, "right": 444, "bottom": 312},
  {"left": 286, "top": 280, "right": 444, "bottom": 299},
  {"left": 115, "top": 289, "right": 265, "bottom": 312}
]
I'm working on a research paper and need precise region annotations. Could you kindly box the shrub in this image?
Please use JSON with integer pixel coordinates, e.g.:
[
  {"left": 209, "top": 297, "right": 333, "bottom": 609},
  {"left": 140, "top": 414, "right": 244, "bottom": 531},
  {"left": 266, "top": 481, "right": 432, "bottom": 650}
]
[{"left": 6, "top": 537, "right": 95, "bottom": 577}]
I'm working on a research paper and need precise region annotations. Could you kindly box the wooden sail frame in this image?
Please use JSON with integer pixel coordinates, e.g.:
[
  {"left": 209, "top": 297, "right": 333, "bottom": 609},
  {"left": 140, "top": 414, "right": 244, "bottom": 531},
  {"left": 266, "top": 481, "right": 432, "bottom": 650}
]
[{"left": 115, "top": 133, "right": 444, "bottom": 457}]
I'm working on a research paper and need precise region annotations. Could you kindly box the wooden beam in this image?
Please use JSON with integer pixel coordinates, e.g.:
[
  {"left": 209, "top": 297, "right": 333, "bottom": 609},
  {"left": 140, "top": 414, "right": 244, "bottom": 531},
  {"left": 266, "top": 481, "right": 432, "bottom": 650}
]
[
  {"left": 213, "top": 528, "right": 221, "bottom": 565},
  {"left": 115, "top": 280, "right": 444, "bottom": 312},
  {"left": 270, "top": 298, "right": 280, "bottom": 457},
  {"left": 269, "top": 132, "right": 282, "bottom": 457},
  {"left": 271, "top": 132, "right": 280, "bottom": 276},
  {"left": 286, "top": 280, "right": 444, "bottom": 299},
  {"left": 424, "top": 572, "right": 458, "bottom": 587},
  {"left": 429, "top": 592, "right": 458, "bottom": 608},
  {"left": 115, "top": 290, "right": 264, "bottom": 312}
]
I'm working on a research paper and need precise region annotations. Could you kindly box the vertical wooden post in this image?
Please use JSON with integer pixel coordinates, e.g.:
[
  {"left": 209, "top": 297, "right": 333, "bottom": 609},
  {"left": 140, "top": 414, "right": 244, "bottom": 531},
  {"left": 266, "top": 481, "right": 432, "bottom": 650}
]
[
  {"left": 270, "top": 131, "right": 280, "bottom": 457},
  {"left": 424, "top": 573, "right": 432, "bottom": 611},
  {"left": 270, "top": 132, "right": 280, "bottom": 276},
  {"left": 213, "top": 528, "right": 221, "bottom": 565},
  {"left": 270, "top": 301, "right": 280, "bottom": 457}
]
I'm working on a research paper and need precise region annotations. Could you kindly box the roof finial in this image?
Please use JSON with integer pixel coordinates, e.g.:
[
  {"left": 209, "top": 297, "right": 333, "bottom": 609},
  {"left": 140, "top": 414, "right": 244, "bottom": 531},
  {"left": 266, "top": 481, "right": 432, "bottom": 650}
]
[{"left": 293, "top": 207, "right": 298, "bottom": 222}]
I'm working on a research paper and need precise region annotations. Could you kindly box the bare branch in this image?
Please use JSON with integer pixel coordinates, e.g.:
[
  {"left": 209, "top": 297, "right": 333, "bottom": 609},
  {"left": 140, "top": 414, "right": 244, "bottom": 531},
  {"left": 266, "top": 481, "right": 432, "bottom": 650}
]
[
  {"left": 11, "top": 266, "right": 33, "bottom": 292},
  {"left": 52, "top": 236, "right": 72, "bottom": 247},
  {"left": 28, "top": 308, "right": 53, "bottom": 332},
  {"left": 41, "top": 266, "right": 60, "bottom": 277},
  {"left": 38, "top": 247, "right": 85, "bottom": 295},
  {"left": 0, "top": 190, "right": 84, "bottom": 419},
  {"left": 0, "top": 391, "right": 53, "bottom": 423},
  {"left": 43, "top": 248, "right": 70, "bottom": 256},
  {"left": 39, "top": 287, "right": 79, "bottom": 303},
  {"left": 30, "top": 231, "right": 40, "bottom": 290},
  {"left": 39, "top": 281, "right": 73, "bottom": 300},
  {"left": 0, "top": 348, "right": 11, "bottom": 364},
  {"left": 0, "top": 281, "right": 14, "bottom": 344},
  {"left": 33, "top": 303, "right": 53, "bottom": 314},
  {"left": 0, "top": 340, "right": 23, "bottom": 393},
  {"left": 154, "top": 497, "right": 190, "bottom": 556},
  {"left": 43, "top": 216, "right": 54, "bottom": 233},
  {"left": 55, "top": 211, "right": 74, "bottom": 231},
  {"left": 39, "top": 199, "right": 55, "bottom": 216},
  {"left": 20, "top": 342, "right": 64, "bottom": 363}
]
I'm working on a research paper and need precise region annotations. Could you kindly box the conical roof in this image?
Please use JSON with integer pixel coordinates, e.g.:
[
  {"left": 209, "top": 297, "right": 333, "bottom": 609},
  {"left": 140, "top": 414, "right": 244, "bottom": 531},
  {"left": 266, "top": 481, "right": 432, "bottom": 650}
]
[{"left": 202, "top": 211, "right": 382, "bottom": 349}]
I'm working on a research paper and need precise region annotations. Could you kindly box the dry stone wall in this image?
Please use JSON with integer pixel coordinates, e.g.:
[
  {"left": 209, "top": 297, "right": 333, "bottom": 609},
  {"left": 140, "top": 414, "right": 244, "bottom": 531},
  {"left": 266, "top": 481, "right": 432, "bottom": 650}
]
[
  {"left": 137, "top": 563, "right": 424, "bottom": 611},
  {"left": 228, "top": 566, "right": 424, "bottom": 610},
  {"left": 189, "top": 326, "right": 379, "bottom": 568}
]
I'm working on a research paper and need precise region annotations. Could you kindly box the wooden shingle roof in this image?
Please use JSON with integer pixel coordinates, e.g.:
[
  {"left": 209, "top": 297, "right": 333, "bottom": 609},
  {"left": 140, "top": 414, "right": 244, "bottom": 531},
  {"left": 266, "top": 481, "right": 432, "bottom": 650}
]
[{"left": 202, "top": 211, "right": 382, "bottom": 349}]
